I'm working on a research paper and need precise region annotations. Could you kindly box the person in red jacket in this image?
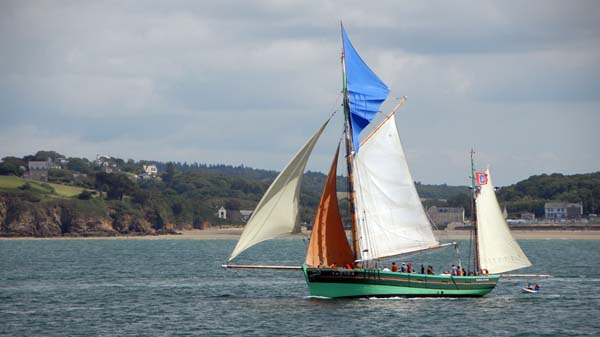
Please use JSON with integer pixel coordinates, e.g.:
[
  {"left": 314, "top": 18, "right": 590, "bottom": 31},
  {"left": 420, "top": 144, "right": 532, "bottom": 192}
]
[{"left": 391, "top": 262, "right": 398, "bottom": 272}]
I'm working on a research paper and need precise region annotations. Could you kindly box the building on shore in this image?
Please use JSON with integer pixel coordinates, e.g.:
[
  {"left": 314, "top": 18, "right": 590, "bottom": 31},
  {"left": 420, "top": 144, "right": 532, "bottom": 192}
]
[
  {"left": 521, "top": 212, "right": 536, "bottom": 221},
  {"left": 544, "top": 202, "right": 583, "bottom": 219},
  {"left": 217, "top": 206, "right": 227, "bottom": 219},
  {"left": 95, "top": 154, "right": 118, "bottom": 173},
  {"left": 216, "top": 206, "right": 253, "bottom": 224},
  {"left": 23, "top": 160, "right": 50, "bottom": 181},
  {"left": 143, "top": 164, "right": 158, "bottom": 176},
  {"left": 239, "top": 210, "right": 253, "bottom": 223},
  {"left": 427, "top": 206, "right": 465, "bottom": 229}
]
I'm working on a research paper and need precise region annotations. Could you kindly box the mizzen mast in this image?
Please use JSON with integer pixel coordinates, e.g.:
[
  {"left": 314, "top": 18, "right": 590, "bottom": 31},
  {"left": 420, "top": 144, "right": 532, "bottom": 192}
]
[{"left": 470, "top": 149, "right": 481, "bottom": 274}]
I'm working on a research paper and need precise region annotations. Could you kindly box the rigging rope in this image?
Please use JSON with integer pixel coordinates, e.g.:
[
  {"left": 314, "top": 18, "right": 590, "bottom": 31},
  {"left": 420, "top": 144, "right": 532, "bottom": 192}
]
[
  {"left": 468, "top": 227, "right": 473, "bottom": 274},
  {"left": 326, "top": 92, "right": 343, "bottom": 120}
]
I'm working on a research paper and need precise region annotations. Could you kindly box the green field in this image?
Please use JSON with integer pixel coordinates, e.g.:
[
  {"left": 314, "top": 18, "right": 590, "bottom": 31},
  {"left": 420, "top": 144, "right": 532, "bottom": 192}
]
[{"left": 0, "top": 175, "right": 89, "bottom": 197}]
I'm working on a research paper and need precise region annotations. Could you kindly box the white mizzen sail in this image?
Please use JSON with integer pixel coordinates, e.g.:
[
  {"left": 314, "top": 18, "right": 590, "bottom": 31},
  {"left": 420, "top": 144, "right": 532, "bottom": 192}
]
[
  {"left": 476, "top": 168, "right": 531, "bottom": 274},
  {"left": 227, "top": 120, "right": 329, "bottom": 262},
  {"left": 353, "top": 116, "right": 439, "bottom": 261}
]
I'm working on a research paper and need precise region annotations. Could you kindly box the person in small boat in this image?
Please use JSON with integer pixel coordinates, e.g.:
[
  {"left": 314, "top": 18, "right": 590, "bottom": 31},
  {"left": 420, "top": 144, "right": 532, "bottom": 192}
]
[
  {"left": 391, "top": 262, "right": 398, "bottom": 272},
  {"left": 534, "top": 284, "right": 540, "bottom": 291},
  {"left": 400, "top": 263, "right": 407, "bottom": 272}
]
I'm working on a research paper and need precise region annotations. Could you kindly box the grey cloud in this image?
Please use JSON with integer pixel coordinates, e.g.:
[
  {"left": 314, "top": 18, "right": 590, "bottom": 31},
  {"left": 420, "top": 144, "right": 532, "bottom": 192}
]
[{"left": 1, "top": 0, "right": 599, "bottom": 185}]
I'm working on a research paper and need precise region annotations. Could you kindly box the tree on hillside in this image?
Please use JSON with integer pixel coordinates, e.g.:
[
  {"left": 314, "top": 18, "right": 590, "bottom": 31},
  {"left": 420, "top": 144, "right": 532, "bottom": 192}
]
[
  {"left": 32, "top": 150, "right": 65, "bottom": 162},
  {"left": 0, "top": 161, "right": 24, "bottom": 176},
  {"left": 163, "top": 162, "right": 176, "bottom": 183},
  {"left": 224, "top": 198, "right": 241, "bottom": 210},
  {"left": 120, "top": 159, "right": 141, "bottom": 173},
  {"left": 1, "top": 156, "right": 27, "bottom": 168},
  {"left": 95, "top": 172, "right": 136, "bottom": 201},
  {"left": 48, "top": 168, "right": 74, "bottom": 184},
  {"left": 497, "top": 172, "right": 600, "bottom": 215},
  {"left": 67, "top": 157, "right": 91, "bottom": 173}
]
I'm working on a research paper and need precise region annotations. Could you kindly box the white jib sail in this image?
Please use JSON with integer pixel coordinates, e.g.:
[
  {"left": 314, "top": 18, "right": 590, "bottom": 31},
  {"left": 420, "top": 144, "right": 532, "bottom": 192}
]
[
  {"left": 353, "top": 116, "right": 439, "bottom": 261},
  {"left": 227, "top": 120, "right": 329, "bottom": 262},
  {"left": 476, "top": 168, "right": 532, "bottom": 274}
]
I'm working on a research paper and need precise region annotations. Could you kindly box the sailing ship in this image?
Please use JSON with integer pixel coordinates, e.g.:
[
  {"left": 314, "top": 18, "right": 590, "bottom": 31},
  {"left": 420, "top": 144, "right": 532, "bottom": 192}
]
[{"left": 223, "top": 24, "right": 531, "bottom": 298}]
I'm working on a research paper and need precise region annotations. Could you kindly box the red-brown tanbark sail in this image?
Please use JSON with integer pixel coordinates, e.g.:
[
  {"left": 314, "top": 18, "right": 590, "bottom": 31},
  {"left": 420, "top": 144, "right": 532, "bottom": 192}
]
[{"left": 305, "top": 144, "right": 354, "bottom": 267}]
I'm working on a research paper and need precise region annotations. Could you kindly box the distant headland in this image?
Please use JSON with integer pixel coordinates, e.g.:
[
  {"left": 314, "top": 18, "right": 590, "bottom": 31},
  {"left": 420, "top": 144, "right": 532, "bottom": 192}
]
[{"left": 1, "top": 150, "right": 598, "bottom": 238}]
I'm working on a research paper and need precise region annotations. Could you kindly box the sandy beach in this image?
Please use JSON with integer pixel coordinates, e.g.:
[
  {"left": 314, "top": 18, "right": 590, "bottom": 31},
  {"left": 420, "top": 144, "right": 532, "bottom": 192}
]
[
  {"left": 4, "top": 227, "right": 598, "bottom": 240},
  {"left": 433, "top": 229, "right": 600, "bottom": 240},
  {"left": 168, "top": 228, "right": 600, "bottom": 240}
]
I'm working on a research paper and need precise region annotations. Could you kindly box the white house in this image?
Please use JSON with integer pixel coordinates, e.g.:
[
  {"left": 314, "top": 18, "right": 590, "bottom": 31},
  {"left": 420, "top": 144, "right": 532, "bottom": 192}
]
[
  {"left": 24, "top": 160, "right": 50, "bottom": 181},
  {"left": 217, "top": 206, "right": 227, "bottom": 219},
  {"left": 143, "top": 164, "right": 158, "bottom": 176},
  {"left": 545, "top": 202, "right": 583, "bottom": 219},
  {"left": 96, "top": 154, "right": 117, "bottom": 172}
]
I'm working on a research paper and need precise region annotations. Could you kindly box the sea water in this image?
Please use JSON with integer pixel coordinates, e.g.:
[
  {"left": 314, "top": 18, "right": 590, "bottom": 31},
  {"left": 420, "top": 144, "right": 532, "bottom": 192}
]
[{"left": 1, "top": 238, "right": 599, "bottom": 336}]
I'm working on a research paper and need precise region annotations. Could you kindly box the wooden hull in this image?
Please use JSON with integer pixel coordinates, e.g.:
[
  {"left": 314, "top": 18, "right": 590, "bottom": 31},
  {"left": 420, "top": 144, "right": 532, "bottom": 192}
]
[{"left": 302, "top": 265, "right": 499, "bottom": 298}]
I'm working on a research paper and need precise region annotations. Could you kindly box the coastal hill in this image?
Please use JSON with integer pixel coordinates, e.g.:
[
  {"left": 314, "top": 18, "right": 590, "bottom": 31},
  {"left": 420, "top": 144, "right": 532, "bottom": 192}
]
[{"left": 1, "top": 150, "right": 598, "bottom": 237}]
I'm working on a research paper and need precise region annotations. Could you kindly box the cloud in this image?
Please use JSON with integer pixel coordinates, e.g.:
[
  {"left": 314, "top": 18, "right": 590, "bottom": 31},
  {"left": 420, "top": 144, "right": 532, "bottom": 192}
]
[{"left": 1, "top": 0, "right": 599, "bottom": 185}]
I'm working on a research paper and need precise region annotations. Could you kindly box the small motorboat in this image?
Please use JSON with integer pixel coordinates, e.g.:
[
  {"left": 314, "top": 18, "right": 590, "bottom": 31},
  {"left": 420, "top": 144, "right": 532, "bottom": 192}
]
[{"left": 521, "top": 286, "right": 541, "bottom": 293}]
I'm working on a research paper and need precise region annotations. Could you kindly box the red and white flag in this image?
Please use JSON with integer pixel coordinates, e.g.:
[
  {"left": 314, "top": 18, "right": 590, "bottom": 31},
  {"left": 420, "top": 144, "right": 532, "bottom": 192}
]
[{"left": 475, "top": 172, "right": 488, "bottom": 186}]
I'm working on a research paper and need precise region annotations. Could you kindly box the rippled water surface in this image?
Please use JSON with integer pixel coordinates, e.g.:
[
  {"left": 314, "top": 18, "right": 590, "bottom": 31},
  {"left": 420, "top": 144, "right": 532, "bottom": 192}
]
[{"left": 1, "top": 238, "right": 599, "bottom": 336}]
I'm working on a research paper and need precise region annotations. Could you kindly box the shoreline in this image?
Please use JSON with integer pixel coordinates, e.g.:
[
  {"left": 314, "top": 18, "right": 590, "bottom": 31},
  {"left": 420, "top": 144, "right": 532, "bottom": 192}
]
[{"left": 2, "top": 228, "right": 600, "bottom": 240}]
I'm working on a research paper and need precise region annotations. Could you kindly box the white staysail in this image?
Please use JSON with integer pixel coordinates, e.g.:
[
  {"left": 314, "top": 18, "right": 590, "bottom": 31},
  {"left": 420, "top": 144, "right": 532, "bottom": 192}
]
[
  {"left": 353, "top": 116, "right": 439, "bottom": 261},
  {"left": 227, "top": 120, "right": 329, "bottom": 262},
  {"left": 476, "top": 168, "right": 531, "bottom": 274}
]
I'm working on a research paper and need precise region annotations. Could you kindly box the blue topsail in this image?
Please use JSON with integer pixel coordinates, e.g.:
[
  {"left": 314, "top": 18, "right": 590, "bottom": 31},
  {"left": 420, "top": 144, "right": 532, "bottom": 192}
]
[{"left": 342, "top": 27, "right": 390, "bottom": 152}]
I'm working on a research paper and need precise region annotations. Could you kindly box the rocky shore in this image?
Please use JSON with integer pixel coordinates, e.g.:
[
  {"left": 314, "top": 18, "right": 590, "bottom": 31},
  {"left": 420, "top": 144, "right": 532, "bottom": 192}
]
[
  {"left": 0, "top": 193, "right": 177, "bottom": 237},
  {"left": 2, "top": 191, "right": 599, "bottom": 239}
]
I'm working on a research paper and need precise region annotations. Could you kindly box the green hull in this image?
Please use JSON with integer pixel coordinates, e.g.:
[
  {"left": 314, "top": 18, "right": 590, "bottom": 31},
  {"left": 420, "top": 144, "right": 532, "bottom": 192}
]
[{"left": 302, "top": 265, "right": 498, "bottom": 298}]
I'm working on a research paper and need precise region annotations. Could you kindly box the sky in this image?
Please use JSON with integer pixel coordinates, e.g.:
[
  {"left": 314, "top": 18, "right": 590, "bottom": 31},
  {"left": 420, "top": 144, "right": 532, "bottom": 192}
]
[{"left": 1, "top": 1, "right": 599, "bottom": 186}]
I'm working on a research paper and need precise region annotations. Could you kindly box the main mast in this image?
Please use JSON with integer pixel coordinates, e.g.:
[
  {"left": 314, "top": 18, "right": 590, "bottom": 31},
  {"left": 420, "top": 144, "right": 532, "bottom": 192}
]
[
  {"left": 340, "top": 22, "right": 360, "bottom": 262},
  {"left": 470, "top": 149, "right": 480, "bottom": 274}
]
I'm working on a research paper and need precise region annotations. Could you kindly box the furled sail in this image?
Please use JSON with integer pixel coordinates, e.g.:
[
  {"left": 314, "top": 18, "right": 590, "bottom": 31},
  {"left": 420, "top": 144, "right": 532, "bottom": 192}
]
[
  {"left": 476, "top": 168, "right": 531, "bottom": 274},
  {"left": 305, "top": 144, "right": 354, "bottom": 267},
  {"left": 227, "top": 120, "right": 329, "bottom": 262},
  {"left": 342, "top": 26, "right": 390, "bottom": 152},
  {"left": 353, "top": 116, "right": 439, "bottom": 261}
]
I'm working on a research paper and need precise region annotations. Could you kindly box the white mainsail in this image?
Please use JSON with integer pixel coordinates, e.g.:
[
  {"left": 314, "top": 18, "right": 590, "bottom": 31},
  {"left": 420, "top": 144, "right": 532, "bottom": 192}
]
[
  {"left": 476, "top": 168, "right": 531, "bottom": 274},
  {"left": 353, "top": 116, "right": 439, "bottom": 261},
  {"left": 227, "top": 120, "right": 329, "bottom": 262}
]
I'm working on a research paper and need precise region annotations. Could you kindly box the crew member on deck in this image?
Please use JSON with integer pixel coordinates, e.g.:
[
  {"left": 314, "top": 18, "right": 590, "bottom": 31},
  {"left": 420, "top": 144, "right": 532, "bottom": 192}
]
[{"left": 391, "top": 262, "right": 398, "bottom": 272}]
